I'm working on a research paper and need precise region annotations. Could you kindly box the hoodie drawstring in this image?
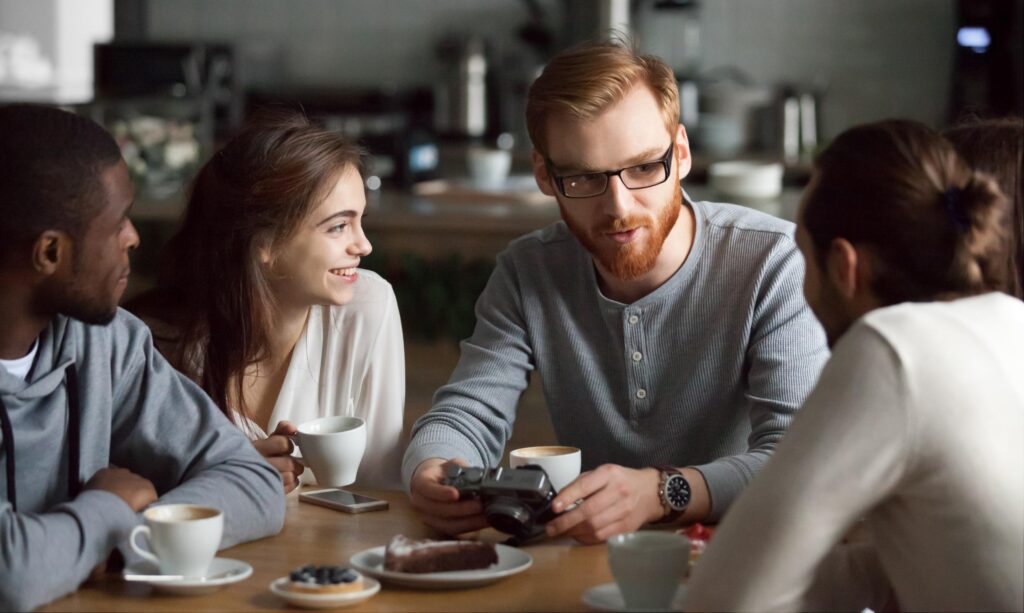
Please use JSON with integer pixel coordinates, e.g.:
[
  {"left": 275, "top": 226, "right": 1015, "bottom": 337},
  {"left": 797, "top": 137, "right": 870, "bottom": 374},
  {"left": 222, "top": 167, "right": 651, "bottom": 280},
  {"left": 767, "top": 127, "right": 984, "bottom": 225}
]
[
  {"left": 0, "top": 364, "right": 81, "bottom": 512},
  {"left": 0, "top": 396, "right": 15, "bottom": 510}
]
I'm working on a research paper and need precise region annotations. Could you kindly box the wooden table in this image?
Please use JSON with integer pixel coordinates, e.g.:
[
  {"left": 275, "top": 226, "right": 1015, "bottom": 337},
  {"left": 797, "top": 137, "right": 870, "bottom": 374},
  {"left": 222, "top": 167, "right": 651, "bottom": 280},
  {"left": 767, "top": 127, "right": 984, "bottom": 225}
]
[{"left": 41, "top": 489, "right": 616, "bottom": 612}]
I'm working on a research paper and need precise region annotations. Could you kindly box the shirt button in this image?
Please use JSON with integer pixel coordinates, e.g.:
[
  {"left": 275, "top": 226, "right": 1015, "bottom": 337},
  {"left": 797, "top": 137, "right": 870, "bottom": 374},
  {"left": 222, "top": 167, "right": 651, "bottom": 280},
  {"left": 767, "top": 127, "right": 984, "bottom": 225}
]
[
  {"left": 636, "top": 388, "right": 647, "bottom": 399},
  {"left": 628, "top": 315, "right": 639, "bottom": 325},
  {"left": 632, "top": 351, "right": 643, "bottom": 362}
]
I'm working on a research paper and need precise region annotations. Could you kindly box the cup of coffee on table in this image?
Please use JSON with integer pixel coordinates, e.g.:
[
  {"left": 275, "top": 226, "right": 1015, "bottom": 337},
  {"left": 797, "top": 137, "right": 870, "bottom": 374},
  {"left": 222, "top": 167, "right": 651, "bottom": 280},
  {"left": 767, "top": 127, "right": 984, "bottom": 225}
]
[
  {"left": 607, "top": 531, "right": 691, "bottom": 610},
  {"left": 294, "top": 416, "right": 366, "bottom": 487},
  {"left": 129, "top": 504, "right": 223, "bottom": 577},
  {"left": 509, "top": 445, "right": 581, "bottom": 492}
]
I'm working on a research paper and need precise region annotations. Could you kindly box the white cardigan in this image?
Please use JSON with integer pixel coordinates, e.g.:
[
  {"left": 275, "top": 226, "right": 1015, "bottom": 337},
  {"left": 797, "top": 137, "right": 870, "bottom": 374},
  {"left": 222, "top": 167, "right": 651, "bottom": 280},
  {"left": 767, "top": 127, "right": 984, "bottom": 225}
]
[{"left": 244, "top": 270, "right": 406, "bottom": 490}]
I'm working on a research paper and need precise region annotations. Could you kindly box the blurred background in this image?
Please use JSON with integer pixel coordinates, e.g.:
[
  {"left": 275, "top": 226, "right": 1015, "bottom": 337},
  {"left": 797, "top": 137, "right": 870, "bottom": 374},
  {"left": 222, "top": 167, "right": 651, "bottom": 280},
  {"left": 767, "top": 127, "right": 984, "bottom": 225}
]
[{"left": 2, "top": 0, "right": 1021, "bottom": 449}]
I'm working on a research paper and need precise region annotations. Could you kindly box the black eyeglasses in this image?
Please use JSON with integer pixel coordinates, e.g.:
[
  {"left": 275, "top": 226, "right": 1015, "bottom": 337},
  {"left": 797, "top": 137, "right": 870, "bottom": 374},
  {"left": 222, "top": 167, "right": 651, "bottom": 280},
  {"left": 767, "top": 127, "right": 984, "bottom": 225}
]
[{"left": 546, "top": 143, "right": 674, "bottom": 199}]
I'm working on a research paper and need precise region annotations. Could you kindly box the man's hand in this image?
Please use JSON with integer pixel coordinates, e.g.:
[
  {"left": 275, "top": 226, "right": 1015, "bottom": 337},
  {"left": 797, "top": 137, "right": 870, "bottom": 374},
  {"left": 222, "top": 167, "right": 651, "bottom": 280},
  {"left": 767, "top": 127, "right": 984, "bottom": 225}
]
[
  {"left": 84, "top": 467, "right": 157, "bottom": 512},
  {"left": 252, "top": 421, "right": 305, "bottom": 493},
  {"left": 544, "top": 464, "right": 663, "bottom": 545},
  {"left": 409, "top": 458, "right": 489, "bottom": 536}
]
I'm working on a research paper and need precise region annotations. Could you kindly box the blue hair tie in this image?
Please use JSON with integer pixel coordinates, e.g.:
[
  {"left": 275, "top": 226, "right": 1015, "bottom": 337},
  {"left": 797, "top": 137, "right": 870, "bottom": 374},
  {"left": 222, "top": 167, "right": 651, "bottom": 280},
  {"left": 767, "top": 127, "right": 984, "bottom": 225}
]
[{"left": 944, "top": 187, "right": 969, "bottom": 232}]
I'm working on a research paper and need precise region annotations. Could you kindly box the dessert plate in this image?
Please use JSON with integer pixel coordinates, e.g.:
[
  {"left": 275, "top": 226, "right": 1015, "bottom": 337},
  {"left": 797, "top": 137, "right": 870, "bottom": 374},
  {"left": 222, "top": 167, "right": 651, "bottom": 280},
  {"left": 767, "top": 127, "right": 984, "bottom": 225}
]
[
  {"left": 581, "top": 582, "right": 687, "bottom": 612},
  {"left": 270, "top": 575, "right": 380, "bottom": 609},
  {"left": 349, "top": 544, "right": 532, "bottom": 589},
  {"left": 122, "top": 557, "right": 252, "bottom": 595}
]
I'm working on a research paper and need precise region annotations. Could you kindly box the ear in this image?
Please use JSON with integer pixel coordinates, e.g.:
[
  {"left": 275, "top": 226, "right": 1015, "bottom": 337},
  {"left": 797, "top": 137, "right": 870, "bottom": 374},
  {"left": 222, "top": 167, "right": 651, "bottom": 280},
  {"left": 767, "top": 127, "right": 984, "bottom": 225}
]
[
  {"left": 674, "top": 123, "right": 692, "bottom": 181},
  {"left": 253, "top": 231, "right": 274, "bottom": 266},
  {"left": 825, "top": 237, "right": 860, "bottom": 299},
  {"left": 31, "top": 230, "right": 70, "bottom": 277},
  {"left": 531, "top": 149, "right": 557, "bottom": 197}
]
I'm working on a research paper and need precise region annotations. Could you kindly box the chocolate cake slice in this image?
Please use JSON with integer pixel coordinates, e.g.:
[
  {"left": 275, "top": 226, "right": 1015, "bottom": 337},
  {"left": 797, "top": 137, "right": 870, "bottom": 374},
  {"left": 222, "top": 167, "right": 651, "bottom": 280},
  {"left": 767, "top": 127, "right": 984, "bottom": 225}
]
[{"left": 383, "top": 534, "right": 498, "bottom": 573}]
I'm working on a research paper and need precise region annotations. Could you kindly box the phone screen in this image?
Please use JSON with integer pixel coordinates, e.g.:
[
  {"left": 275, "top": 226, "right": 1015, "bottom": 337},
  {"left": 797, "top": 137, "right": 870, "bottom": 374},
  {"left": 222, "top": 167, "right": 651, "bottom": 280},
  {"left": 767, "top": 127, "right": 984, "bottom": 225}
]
[{"left": 308, "top": 490, "right": 380, "bottom": 506}]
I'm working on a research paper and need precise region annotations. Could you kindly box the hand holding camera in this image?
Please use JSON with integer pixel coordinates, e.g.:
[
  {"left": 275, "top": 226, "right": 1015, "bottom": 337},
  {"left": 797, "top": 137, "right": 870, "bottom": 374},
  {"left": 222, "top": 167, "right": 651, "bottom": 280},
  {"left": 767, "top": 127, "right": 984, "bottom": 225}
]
[{"left": 442, "top": 464, "right": 560, "bottom": 543}]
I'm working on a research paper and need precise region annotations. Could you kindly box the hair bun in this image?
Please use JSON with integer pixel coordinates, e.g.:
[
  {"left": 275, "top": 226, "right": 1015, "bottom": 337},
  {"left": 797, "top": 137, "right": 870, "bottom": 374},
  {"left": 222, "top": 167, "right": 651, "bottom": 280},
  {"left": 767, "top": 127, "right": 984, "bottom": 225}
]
[{"left": 947, "top": 170, "right": 1012, "bottom": 292}]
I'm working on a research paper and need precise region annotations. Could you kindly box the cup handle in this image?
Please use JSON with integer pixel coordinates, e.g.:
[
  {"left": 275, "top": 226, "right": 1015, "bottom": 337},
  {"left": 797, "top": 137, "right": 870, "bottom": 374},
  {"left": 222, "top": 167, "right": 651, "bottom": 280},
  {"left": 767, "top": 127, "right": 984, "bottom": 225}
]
[
  {"left": 129, "top": 525, "right": 161, "bottom": 568},
  {"left": 287, "top": 436, "right": 305, "bottom": 466}
]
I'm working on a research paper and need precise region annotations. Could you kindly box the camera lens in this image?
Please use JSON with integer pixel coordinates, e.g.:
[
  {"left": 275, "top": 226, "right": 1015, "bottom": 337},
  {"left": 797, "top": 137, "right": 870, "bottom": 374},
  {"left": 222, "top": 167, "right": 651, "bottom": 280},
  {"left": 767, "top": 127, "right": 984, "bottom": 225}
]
[{"left": 484, "top": 497, "right": 532, "bottom": 537}]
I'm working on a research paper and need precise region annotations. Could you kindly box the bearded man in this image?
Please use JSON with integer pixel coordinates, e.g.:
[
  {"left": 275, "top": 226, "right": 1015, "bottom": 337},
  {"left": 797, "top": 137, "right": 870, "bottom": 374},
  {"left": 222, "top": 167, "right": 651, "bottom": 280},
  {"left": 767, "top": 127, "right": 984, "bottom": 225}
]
[{"left": 403, "top": 41, "right": 828, "bottom": 543}]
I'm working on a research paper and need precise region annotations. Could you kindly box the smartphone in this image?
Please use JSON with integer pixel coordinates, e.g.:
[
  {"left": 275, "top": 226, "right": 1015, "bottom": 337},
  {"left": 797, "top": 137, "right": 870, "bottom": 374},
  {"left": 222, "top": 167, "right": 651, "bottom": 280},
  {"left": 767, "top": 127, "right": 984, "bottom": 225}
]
[{"left": 299, "top": 488, "right": 389, "bottom": 514}]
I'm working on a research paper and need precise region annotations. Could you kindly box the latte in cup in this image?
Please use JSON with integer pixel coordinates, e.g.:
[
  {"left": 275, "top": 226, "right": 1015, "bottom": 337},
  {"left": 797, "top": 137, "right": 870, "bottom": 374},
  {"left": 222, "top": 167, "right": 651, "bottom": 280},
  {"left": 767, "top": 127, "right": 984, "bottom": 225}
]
[
  {"left": 509, "top": 445, "right": 581, "bottom": 492},
  {"left": 129, "top": 504, "right": 223, "bottom": 577},
  {"left": 293, "top": 416, "right": 366, "bottom": 487}
]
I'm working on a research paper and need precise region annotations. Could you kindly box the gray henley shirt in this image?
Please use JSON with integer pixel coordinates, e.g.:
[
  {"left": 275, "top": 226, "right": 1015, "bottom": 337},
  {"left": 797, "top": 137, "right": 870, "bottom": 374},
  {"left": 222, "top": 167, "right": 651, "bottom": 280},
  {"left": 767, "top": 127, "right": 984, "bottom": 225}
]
[{"left": 403, "top": 199, "right": 829, "bottom": 519}]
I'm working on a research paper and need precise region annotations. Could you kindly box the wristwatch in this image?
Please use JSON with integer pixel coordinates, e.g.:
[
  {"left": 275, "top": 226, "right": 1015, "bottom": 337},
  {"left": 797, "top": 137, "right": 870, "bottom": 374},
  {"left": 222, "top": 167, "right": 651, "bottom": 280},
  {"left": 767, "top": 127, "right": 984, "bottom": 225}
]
[{"left": 655, "top": 466, "right": 691, "bottom": 524}]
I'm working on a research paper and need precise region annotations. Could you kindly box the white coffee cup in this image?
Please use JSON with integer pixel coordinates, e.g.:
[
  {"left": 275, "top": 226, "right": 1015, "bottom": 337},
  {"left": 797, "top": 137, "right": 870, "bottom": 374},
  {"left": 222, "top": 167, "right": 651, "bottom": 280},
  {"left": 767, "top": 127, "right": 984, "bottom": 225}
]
[
  {"left": 467, "top": 147, "right": 512, "bottom": 189},
  {"left": 509, "top": 445, "right": 581, "bottom": 492},
  {"left": 607, "top": 531, "right": 691, "bottom": 610},
  {"left": 294, "top": 416, "right": 366, "bottom": 487},
  {"left": 129, "top": 504, "right": 223, "bottom": 577}
]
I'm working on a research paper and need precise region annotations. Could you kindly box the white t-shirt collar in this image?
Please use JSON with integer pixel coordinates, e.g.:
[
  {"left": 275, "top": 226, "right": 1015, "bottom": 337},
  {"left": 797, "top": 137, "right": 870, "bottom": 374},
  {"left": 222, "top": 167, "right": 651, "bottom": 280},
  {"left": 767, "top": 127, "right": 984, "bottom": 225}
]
[{"left": 0, "top": 339, "right": 39, "bottom": 381}]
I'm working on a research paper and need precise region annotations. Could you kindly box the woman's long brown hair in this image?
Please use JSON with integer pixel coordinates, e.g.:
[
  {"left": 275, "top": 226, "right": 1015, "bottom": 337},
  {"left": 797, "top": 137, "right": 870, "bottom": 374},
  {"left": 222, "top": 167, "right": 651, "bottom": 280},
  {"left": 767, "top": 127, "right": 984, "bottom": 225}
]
[{"left": 150, "top": 111, "right": 364, "bottom": 428}]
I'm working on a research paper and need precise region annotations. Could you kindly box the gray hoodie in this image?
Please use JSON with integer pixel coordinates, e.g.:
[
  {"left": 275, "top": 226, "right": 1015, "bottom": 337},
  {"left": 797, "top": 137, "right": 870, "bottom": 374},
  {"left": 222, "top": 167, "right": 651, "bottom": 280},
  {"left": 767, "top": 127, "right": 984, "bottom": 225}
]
[{"left": 0, "top": 310, "right": 286, "bottom": 611}]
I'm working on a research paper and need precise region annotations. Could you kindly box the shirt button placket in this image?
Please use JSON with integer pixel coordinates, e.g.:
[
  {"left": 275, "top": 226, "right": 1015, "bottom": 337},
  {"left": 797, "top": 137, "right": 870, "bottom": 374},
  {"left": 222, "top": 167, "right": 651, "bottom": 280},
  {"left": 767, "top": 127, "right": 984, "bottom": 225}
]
[{"left": 624, "top": 308, "right": 646, "bottom": 429}]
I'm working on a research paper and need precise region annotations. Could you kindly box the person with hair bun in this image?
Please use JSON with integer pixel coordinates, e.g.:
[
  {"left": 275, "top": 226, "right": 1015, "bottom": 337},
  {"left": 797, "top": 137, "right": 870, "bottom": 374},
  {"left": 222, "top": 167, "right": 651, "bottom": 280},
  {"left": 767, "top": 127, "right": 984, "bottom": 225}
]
[
  {"left": 129, "top": 111, "right": 405, "bottom": 492},
  {"left": 945, "top": 116, "right": 1023, "bottom": 299},
  {"left": 685, "top": 120, "right": 1024, "bottom": 612}
]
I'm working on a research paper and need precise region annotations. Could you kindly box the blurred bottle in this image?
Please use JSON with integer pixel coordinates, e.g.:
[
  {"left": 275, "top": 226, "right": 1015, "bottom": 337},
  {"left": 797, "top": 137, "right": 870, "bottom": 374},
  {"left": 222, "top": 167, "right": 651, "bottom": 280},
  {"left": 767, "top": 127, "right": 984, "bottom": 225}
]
[
  {"left": 434, "top": 36, "right": 488, "bottom": 138},
  {"left": 780, "top": 86, "right": 820, "bottom": 163}
]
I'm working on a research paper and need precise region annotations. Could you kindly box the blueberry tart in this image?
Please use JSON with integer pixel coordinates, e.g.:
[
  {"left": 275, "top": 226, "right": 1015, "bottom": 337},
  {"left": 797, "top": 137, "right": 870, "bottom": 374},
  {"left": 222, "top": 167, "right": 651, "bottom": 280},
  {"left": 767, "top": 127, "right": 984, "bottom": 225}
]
[{"left": 286, "top": 564, "right": 363, "bottom": 594}]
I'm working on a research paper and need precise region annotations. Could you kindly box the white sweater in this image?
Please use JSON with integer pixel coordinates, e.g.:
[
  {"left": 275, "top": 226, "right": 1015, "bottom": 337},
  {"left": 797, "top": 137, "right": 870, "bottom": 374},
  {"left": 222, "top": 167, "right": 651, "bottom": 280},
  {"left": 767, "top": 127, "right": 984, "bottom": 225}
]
[
  {"left": 685, "top": 293, "right": 1024, "bottom": 612},
  {"left": 245, "top": 270, "right": 406, "bottom": 490}
]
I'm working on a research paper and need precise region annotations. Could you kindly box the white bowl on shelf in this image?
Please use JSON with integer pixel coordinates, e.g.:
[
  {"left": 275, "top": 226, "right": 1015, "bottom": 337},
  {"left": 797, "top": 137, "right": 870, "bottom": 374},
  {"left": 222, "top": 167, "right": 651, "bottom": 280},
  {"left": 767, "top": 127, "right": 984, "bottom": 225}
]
[{"left": 708, "top": 161, "right": 784, "bottom": 201}]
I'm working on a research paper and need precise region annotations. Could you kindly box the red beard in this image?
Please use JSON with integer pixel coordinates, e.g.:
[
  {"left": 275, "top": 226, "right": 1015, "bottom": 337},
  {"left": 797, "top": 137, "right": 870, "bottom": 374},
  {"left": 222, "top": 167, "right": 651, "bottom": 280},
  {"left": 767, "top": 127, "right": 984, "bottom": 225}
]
[{"left": 562, "top": 188, "right": 682, "bottom": 281}]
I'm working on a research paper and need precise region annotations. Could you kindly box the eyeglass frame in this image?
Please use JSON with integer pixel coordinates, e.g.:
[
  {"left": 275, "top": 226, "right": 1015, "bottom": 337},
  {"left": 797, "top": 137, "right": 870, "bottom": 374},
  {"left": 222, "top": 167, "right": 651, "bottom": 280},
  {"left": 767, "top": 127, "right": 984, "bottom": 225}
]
[{"left": 544, "top": 142, "right": 675, "bottom": 199}]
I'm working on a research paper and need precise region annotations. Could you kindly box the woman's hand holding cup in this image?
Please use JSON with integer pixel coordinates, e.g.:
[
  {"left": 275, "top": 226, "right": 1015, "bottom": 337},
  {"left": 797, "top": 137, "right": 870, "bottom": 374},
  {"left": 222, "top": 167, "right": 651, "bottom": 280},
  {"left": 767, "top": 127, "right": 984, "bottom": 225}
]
[{"left": 253, "top": 420, "right": 305, "bottom": 493}]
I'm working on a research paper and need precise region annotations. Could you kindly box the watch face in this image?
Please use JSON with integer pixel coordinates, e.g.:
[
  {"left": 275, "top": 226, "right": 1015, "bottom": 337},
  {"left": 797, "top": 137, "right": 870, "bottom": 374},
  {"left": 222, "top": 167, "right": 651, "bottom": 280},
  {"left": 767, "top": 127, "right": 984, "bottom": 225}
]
[{"left": 666, "top": 474, "right": 691, "bottom": 511}]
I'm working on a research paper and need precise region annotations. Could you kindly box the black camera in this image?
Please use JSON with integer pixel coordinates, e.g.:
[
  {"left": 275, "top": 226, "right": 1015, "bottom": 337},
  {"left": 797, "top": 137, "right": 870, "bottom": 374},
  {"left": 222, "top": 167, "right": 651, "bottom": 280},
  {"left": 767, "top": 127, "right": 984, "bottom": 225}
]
[{"left": 443, "top": 464, "right": 559, "bottom": 543}]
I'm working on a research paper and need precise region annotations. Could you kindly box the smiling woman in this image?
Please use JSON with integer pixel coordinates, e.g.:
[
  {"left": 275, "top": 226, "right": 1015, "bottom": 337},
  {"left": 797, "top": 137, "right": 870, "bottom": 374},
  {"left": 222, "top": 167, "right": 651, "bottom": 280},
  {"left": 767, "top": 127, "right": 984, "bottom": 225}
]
[{"left": 127, "top": 111, "right": 406, "bottom": 491}]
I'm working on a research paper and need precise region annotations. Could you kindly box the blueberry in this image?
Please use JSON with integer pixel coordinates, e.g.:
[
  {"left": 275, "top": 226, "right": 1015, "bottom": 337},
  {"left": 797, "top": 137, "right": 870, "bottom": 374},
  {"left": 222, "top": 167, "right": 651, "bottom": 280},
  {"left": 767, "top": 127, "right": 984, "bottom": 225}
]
[
  {"left": 289, "top": 570, "right": 303, "bottom": 582},
  {"left": 339, "top": 569, "right": 358, "bottom": 583}
]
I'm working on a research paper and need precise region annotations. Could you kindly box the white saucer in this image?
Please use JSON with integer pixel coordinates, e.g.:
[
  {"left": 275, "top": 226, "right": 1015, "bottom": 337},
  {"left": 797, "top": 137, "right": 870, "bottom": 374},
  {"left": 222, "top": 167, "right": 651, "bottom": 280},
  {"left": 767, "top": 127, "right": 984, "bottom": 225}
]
[
  {"left": 270, "top": 575, "right": 380, "bottom": 609},
  {"left": 122, "top": 557, "right": 253, "bottom": 595},
  {"left": 581, "top": 582, "right": 687, "bottom": 612},
  {"left": 349, "top": 544, "right": 532, "bottom": 589}
]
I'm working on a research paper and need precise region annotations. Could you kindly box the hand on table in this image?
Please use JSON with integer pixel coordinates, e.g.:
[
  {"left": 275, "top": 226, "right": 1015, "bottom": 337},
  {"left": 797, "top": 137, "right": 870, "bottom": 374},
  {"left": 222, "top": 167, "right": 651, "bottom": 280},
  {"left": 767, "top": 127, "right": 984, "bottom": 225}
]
[
  {"left": 544, "top": 464, "right": 663, "bottom": 544},
  {"left": 253, "top": 420, "right": 305, "bottom": 493},
  {"left": 409, "top": 458, "right": 489, "bottom": 536},
  {"left": 84, "top": 466, "right": 157, "bottom": 512}
]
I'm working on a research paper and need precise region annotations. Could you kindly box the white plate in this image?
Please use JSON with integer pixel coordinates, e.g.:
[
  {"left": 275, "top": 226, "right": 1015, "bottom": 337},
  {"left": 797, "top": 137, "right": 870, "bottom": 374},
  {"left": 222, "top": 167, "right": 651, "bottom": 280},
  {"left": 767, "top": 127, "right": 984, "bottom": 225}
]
[
  {"left": 581, "top": 582, "right": 687, "bottom": 612},
  {"left": 122, "top": 557, "right": 253, "bottom": 595},
  {"left": 349, "top": 544, "right": 532, "bottom": 589},
  {"left": 270, "top": 575, "right": 380, "bottom": 609}
]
